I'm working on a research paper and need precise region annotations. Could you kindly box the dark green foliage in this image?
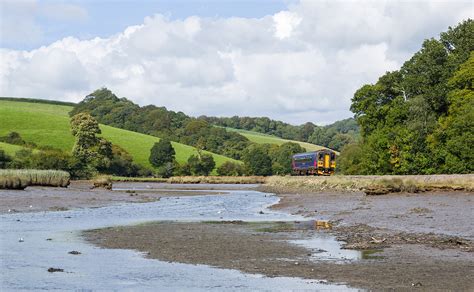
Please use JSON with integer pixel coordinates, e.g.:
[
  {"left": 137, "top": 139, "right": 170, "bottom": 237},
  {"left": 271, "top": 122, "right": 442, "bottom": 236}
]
[
  {"left": 156, "top": 162, "right": 176, "bottom": 178},
  {"left": 340, "top": 19, "right": 474, "bottom": 174},
  {"left": 308, "top": 118, "right": 359, "bottom": 151},
  {"left": 216, "top": 161, "right": 244, "bottom": 176},
  {"left": 242, "top": 144, "right": 272, "bottom": 176},
  {"left": 268, "top": 142, "right": 305, "bottom": 175},
  {"left": 149, "top": 139, "right": 176, "bottom": 168},
  {"left": 186, "top": 153, "right": 216, "bottom": 176},
  {"left": 0, "top": 150, "right": 11, "bottom": 168}
]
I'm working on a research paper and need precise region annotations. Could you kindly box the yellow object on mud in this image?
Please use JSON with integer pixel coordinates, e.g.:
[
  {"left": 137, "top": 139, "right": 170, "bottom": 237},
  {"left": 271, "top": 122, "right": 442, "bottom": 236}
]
[{"left": 314, "top": 220, "right": 332, "bottom": 230}]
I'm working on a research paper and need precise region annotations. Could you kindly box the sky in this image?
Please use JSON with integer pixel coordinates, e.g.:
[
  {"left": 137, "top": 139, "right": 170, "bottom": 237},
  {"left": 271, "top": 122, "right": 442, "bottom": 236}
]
[{"left": 0, "top": 0, "right": 472, "bottom": 125}]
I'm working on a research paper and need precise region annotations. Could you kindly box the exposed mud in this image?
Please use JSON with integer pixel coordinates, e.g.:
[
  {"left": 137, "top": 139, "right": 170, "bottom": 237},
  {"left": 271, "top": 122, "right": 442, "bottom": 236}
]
[
  {"left": 84, "top": 220, "right": 474, "bottom": 290},
  {"left": 0, "top": 181, "right": 236, "bottom": 214}
]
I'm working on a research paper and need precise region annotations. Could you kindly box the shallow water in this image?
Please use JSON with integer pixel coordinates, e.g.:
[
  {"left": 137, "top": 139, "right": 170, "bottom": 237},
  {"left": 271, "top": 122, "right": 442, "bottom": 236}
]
[{"left": 1, "top": 185, "right": 358, "bottom": 291}]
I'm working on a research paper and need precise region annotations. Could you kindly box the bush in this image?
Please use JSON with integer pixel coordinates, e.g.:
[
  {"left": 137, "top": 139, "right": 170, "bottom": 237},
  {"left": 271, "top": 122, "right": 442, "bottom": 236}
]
[
  {"left": 0, "top": 150, "right": 12, "bottom": 169},
  {"left": 217, "top": 161, "right": 244, "bottom": 176}
]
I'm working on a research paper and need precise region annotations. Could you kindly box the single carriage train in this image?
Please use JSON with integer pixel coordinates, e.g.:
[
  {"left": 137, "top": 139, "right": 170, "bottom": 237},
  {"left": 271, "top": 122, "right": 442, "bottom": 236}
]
[{"left": 292, "top": 150, "right": 336, "bottom": 176}]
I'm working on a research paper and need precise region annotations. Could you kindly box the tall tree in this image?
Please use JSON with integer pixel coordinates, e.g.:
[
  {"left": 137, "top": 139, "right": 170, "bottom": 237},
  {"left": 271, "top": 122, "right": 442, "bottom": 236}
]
[{"left": 149, "top": 139, "right": 176, "bottom": 168}]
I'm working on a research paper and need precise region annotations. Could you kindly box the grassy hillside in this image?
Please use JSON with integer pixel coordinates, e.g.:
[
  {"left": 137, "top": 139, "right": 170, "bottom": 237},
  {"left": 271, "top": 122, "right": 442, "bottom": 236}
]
[
  {"left": 0, "top": 142, "right": 26, "bottom": 156},
  {"left": 225, "top": 127, "right": 329, "bottom": 152},
  {"left": 0, "top": 99, "right": 238, "bottom": 169}
]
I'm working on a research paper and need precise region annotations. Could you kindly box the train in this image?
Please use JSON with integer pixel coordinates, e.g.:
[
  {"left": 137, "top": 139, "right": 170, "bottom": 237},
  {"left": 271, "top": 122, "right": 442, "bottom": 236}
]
[{"left": 291, "top": 149, "right": 336, "bottom": 176}]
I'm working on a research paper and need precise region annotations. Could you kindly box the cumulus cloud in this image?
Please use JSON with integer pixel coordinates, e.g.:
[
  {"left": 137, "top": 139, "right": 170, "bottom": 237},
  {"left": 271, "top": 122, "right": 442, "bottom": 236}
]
[{"left": 0, "top": 0, "right": 471, "bottom": 124}]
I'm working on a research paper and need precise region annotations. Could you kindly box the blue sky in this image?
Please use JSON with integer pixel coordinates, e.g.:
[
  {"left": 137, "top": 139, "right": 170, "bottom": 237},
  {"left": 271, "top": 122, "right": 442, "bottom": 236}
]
[
  {"left": 0, "top": 0, "right": 471, "bottom": 124},
  {"left": 2, "top": 0, "right": 295, "bottom": 50}
]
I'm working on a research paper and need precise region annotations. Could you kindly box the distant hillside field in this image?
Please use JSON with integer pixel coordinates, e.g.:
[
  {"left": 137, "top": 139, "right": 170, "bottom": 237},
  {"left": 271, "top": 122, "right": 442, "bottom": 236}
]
[
  {"left": 0, "top": 99, "right": 238, "bottom": 169},
  {"left": 225, "top": 127, "right": 332, "bottom": 152}
]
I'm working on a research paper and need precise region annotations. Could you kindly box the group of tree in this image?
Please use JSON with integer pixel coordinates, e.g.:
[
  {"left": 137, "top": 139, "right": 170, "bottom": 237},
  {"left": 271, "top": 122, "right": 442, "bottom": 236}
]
[
  {"left": 338, "top": 19, "right": 473, "bottom": 174},
  {"left": 70, "top": 89, "right": 250, "bottom": 159},
  {"left": 148, "top": 139, "right": 216, "bottom": 177},
  {"left": 201, "top": 116, "right": 358, "bottom": 151}
]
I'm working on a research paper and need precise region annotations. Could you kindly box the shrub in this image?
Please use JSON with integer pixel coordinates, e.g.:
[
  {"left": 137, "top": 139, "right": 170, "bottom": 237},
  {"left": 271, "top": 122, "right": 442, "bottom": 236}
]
[{"left": 217, "top": 161, "right": 244, "bottom": 176}]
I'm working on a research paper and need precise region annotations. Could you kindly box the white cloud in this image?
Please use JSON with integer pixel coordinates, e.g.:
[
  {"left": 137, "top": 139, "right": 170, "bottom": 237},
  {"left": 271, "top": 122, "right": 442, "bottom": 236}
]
[
  {"left": 273, "top": 11, "right": 302, "bottom": 39},
  {"left": 0, "top": 0, "right": 471, "bottom": 125}
]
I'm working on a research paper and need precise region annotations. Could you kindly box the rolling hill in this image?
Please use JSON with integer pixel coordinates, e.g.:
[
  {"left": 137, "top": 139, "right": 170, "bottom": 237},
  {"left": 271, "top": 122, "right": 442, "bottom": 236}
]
[
  {"left": 0, "top": 99, "right": 238, "bottom": 169},
  {"left": 224, "top": 127, "right": 335, "bottom": 153}
]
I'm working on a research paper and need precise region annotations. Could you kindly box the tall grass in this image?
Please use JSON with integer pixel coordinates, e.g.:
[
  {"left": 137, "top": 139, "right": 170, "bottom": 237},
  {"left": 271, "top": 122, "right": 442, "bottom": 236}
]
[
  {"left": 0, "top": 169, "right": 70, "bottom": 189},
  {"left": 264, "top": 174, "right": 474, "bottom": 195}
]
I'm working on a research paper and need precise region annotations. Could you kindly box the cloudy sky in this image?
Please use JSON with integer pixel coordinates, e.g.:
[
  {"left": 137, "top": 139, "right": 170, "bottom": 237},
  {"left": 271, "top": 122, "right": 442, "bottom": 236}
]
[{"left": 0, "top": 0, "right": 472, "bottom": 125}]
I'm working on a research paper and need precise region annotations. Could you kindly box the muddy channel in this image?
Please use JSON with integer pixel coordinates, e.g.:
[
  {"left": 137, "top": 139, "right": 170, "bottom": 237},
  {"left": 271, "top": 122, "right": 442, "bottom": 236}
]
[{"left": 1, "top": 182, "right": 473, "bottom": 290}]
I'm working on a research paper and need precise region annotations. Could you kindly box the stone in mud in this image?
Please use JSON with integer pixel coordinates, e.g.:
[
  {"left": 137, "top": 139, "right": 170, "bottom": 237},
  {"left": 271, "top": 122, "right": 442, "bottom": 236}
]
[
  {"left": 68, "top": 250, "right": 81, "bottom": 255},
  {"left": 47, "top": 267, "right": 64, "bottom": 273}
]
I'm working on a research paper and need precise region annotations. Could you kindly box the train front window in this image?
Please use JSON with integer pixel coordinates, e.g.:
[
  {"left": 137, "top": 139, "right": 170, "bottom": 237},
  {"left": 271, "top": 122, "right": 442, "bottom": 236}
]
[
  {"left": 330, "top": 153, "right": 335, "bottom": 160},
  {"left": 318, "top": 153, "right": 323, "bottom": 160}
]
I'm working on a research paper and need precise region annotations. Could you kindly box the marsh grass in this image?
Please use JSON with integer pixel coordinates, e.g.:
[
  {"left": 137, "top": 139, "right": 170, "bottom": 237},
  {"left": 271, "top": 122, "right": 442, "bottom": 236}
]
[
  {"left": 264, "top": 174, "right": 474, "bottom": 195},
  {"left": 0, "top": 169, "right": 70, "bottom": 189}
]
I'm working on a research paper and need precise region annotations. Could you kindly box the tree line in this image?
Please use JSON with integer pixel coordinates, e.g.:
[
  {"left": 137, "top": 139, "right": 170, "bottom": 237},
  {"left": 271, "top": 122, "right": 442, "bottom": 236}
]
[
  {"left": 200, "top": 116, "right": 358, "bottom": 151},
  {"left": 338, "top": 19, "right": 473, "bottom": 174}
]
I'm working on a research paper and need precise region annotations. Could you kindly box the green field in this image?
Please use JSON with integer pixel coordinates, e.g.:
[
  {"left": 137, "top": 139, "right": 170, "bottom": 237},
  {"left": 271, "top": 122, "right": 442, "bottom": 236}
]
[
  {"left": 0, "top": 142, "right": 27, "bottom": 156},
  {"left": 0, "top": 100, "right": 238, "bottom": 169},
  {"left": 225, "top": 127, "right": 329, "bottom": 152}
]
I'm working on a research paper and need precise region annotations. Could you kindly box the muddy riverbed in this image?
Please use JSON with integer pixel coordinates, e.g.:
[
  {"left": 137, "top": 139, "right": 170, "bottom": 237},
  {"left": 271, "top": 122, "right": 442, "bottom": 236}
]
[{"left": 1, "top": 182, "right": 473, "bottom": 290}]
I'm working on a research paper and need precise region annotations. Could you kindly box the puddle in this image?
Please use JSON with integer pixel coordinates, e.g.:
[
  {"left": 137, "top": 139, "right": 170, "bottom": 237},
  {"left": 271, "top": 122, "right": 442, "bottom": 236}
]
[
  {"left": 0, "top": 186, "right": 358, "bottom": 291},
  {"left": 291, "top": 234, "right": 362, "bottom": 262}
]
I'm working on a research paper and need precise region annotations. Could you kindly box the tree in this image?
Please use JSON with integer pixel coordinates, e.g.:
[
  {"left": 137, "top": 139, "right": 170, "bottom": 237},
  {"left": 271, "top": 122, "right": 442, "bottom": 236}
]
[
  {"left": 149, "top": 139, "right": 176, "bottom": 168},
  {"left": 70, "top": 112, "right": 101, "bottom": 163},
  {"left": 242, "top": 144, "right": 272, "bottom": 176},
  {"left": 187, "top": 153, "right": 215, "bottom": 176}
]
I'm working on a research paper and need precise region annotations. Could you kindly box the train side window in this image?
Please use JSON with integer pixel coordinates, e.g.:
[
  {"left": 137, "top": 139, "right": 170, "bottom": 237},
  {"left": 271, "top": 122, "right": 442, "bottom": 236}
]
[
  {"left": 318, "top": 153, "right": 323, "bottom": 160},
  {"left": 331, "top": 153, "right": 335, "bottom": 160}
]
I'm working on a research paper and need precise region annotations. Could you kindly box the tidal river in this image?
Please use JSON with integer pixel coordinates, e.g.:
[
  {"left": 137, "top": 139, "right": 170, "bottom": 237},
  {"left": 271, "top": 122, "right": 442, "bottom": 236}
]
[{"left": 0, "top": 184, "right": 357, "bottom": 291}]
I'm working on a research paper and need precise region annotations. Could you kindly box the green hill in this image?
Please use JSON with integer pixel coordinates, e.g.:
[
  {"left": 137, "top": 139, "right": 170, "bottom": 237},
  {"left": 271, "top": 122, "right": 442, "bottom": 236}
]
[
  {"left": 0, "top": 142, "right": 27, "bottom": 156},
  {"left": 0, "top": 99, "right": 238, "bottom": 169},
  {"left": 225, "top": 127, "right": 333, "bottom": 153}
]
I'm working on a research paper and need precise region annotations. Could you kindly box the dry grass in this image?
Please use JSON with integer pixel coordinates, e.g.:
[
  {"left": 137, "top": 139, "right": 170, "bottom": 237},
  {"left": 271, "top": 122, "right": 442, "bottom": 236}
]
[
  {"left": 111, "top": 176, "right": 266, "bottom": 184},
  {"left": 167, "top": 176, "right": 267, "bottom": 184},
  {"left": 0, "top": 169, "right": 70, "bottom": 189},
  {"left": 92, "top": 176, "right": 113, "bottom": 189},
  {"left": 264, "top": 174, "right": 474, "bottom": 195}
]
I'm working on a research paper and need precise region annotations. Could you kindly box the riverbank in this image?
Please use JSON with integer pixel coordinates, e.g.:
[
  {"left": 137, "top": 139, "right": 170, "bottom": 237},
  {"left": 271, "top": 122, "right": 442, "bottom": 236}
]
[
  {"left": 112, "top": 174, "right": 474, "bottom": 194},
  {"left": 0, "top": 181, "right": 245, "bottom": 214}
]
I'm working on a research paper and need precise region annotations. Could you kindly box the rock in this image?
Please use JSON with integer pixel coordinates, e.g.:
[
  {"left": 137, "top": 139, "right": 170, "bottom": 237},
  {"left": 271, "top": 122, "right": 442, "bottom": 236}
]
[
  {"left": 47, "top": 267, "right": 64, "bottom": 273},
  {"left": 18, "top": 238, "right": 24, "bottom": 242},
  {"left": 68, "top": 251, "right": 81, "bottom": 255}
]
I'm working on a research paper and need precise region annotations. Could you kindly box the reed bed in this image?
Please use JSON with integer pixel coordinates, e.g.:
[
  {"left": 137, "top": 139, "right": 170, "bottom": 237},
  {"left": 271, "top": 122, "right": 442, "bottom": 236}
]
[
  {"left": 264, "top": 174, "right": 474, "bottom": 195},
  {"left": 0, "top": 169, "right": 70, "bottom": 189}
]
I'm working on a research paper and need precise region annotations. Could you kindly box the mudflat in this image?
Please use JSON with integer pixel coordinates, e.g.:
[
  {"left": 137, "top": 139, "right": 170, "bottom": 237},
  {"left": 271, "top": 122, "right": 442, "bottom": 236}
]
[
  {"left": 0, "top": 181, "right": 237, "bottom": 214},
  {"left": 83, "top": 188, "right": 474, "bottom": 290}
]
